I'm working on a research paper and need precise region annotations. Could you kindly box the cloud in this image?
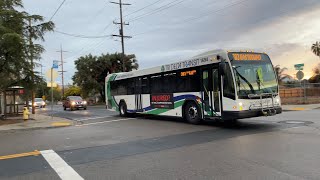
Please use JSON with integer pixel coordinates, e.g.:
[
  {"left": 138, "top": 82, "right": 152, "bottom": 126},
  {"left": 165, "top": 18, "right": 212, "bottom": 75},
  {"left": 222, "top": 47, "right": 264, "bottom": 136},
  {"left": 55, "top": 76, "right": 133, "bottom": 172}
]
[{"left": 23, "top": 0, "right": 320, "bottom": 83}]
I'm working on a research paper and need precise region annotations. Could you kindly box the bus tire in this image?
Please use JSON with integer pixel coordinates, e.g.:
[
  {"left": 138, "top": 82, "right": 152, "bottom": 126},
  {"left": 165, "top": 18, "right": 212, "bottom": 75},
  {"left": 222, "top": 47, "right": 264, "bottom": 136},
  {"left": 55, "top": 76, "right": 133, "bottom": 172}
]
[
  {"left": 184, "top": 102, "right": 201, "bottom": 124},
  {"left": 119, "top": 102, "right": 128, "bottom": 117}
]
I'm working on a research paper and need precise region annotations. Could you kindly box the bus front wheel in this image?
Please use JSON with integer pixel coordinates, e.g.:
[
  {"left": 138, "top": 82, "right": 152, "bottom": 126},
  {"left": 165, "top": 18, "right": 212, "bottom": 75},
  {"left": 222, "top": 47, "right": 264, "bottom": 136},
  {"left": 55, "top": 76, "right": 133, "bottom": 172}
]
[
  {"left": 184, "top": 102, "right": 201, "bottom": 124},
  {"left": 119, "top": 102, "right": 128, "bottom": 117}
]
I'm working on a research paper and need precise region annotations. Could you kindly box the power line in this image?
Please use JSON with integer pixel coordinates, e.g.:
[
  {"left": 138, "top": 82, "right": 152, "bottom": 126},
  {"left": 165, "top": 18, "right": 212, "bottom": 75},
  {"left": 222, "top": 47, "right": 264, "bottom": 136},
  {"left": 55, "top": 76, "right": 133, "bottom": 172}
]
[
  {"left": 127, "top": 0, "right": 185, "bottom": 22},
  {"left": 181, "top": 0, "right": 250, "bottom": 24},
  {"left": 50, "top": 0, "right": 67, "bottom": 21},
  {"left": 55, "top": 30, "right": 111, "bottom": 39},
  {"left": 123, "top": 0, "right": 163, "bottom": 18},
  {"left": 133, "top": 0, "right": 316, "bottom": 43},
  {"left": 132, "top": 0, "right": 250, "bottom": 37}
]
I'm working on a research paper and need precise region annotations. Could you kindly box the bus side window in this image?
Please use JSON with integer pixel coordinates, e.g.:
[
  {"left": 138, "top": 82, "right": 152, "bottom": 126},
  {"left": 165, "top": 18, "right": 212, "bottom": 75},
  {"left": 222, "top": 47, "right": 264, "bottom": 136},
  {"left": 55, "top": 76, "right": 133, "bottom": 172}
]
[
  {"left": 111, "top": 81, "right": 118, "bottom": 96},
  {"left": 127, "top": 79, "right": 135, "bottom": 95},
  {"left": 223, "top": 64, "right": 236, "bottom": 100},
  {"left": 150, "top": 74, "right": 162, "bottom": 93},
  {"left": 163, "top": 73, "right": 176, "bottom": 93},
  {"left": 142, "top": 77, "right": 149, "bottom": 94},
  {"left": 118, "top": 80, "right": 127, "bottom": 95},
  {"left": 176, "top": 69, "right": 200, "bottom": 92}
]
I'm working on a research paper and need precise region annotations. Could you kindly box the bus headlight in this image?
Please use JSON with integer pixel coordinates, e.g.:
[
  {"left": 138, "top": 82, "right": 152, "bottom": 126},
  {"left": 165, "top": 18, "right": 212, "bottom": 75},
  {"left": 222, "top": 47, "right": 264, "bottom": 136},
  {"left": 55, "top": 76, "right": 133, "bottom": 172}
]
[
  {"left": 238, "top": 102, "right": 243, "bottom": 111},
  {"left": 276, "top": 98, "right": 280, "bottom": 104}
]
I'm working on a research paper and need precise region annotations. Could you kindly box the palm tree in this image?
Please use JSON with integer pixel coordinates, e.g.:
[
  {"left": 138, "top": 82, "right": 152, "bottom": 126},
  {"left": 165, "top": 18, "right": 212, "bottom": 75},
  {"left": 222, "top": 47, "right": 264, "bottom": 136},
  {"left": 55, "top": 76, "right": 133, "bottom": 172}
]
[
  {"left": 274, "top": 65, "right": 291, "bottom": 83},
  {"left": 311, "top": 41, "right": 320, "bottom": 59}
]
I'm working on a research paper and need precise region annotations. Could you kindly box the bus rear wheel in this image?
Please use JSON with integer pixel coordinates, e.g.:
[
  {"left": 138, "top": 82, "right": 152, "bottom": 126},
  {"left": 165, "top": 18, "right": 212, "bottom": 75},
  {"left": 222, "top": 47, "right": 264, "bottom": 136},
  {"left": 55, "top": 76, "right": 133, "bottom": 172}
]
[
  {"left": 184, "top": 102, "right": 201, "bottom": 124},
  {"left": 119, "top": 102, "right": 128, "bottom": 117}
]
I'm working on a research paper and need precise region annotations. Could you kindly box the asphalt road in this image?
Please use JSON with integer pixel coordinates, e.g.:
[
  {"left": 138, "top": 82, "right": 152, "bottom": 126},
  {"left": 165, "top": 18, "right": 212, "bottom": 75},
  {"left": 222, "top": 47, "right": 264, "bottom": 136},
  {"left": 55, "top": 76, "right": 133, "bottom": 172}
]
[{"left": 1, "top": 106, "right": 320, "bottom": 180}]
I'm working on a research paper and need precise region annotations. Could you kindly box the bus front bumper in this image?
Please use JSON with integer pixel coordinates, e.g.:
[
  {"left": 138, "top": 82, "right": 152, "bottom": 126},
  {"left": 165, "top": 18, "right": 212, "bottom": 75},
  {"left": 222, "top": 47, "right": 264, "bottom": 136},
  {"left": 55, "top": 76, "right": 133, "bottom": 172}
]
[{"left": 223, "top": 107, "right": 282, "bottom": 120}]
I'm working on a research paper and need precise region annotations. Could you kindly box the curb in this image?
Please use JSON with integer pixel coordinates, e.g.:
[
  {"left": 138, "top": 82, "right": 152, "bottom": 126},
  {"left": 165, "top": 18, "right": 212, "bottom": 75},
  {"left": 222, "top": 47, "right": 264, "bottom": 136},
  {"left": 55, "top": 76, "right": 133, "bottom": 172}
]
[{"left": 0, "top": 122, "right": 74, "bottom": 133}]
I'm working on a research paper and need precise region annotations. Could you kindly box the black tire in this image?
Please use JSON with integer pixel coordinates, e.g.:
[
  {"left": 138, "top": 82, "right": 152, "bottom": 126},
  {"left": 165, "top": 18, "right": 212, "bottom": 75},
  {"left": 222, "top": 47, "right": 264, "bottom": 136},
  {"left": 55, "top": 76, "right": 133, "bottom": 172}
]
[
  {"left": 119, "top": 102, "right": 128, "bottom": 117},
  {"left": 184, "top": 102, "right": 202, "bottom": 124},
  {"left": 84, "top": 107, "right": 87, "bottom": 110},
  {"left": 63, "top": 106, "right": 66, "bottom": 111}
]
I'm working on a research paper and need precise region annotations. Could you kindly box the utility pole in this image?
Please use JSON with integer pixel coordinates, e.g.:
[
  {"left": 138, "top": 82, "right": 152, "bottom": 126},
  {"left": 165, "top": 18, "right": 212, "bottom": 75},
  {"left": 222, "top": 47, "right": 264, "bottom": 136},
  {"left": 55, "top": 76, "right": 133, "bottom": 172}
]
[
  {"left": 111, "top": 0, "right": 132, "bottom": 72},
  {"left": 57, "top": 45, "right": 67, "bottom": 98},
  {"left": 28, "top": 19, "right": 35, "bottom": 114}
]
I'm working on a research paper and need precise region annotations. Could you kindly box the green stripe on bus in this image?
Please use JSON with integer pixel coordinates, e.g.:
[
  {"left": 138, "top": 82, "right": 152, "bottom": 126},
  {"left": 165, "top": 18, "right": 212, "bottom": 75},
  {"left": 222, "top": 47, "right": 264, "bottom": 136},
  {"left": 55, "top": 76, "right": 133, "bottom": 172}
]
[{"left": 107, "top": 74, "right": 118, "bottom": 110}]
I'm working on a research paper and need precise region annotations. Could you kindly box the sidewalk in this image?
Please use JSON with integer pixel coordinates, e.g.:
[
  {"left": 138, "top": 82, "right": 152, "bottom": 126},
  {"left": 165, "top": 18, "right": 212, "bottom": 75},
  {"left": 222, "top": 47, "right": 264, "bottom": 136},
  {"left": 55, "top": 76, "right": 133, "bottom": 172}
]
[
  {"left": 282, "top": 103, "right": 320, "bottom": 111},
  {"left": 0, "top": 114, "right": 73, "bottom": 132}
]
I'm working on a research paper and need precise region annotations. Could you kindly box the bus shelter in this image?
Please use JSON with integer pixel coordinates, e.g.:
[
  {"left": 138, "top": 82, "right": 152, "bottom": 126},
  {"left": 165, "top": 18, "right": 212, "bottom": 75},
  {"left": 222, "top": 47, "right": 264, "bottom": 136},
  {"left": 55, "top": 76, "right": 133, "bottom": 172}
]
[{"left": 0, "top": 86, "right": 25, "bottom": 117}]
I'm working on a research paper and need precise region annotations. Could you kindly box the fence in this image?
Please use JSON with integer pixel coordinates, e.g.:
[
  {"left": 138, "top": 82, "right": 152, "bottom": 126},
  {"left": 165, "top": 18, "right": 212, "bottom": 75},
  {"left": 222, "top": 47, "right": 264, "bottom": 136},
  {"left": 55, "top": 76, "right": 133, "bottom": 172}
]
[{"left": 280, "top": 83, "right": 320, "bottom": 104}]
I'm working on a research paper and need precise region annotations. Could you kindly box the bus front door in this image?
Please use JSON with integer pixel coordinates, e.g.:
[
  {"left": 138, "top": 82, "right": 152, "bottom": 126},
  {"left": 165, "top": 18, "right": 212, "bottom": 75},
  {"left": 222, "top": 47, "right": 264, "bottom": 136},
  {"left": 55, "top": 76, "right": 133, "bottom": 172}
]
[{"left": 201, "top": 67, "right": 221, "bottom": 118}]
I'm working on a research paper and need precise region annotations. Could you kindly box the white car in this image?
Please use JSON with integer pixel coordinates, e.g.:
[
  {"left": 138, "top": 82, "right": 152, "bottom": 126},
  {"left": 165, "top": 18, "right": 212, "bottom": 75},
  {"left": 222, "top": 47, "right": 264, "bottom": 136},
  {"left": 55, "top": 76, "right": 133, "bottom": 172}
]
[{"left": 29, "top": 98, "right": 46, "bottom": 108}]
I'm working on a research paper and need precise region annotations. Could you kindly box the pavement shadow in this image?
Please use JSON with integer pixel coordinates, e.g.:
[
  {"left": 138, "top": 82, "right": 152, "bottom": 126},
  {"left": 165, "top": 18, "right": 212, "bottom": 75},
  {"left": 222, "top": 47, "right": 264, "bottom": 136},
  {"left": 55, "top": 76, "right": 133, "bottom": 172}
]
[{"left": 131, "top": 114, "right": 281, "bottom": 131}]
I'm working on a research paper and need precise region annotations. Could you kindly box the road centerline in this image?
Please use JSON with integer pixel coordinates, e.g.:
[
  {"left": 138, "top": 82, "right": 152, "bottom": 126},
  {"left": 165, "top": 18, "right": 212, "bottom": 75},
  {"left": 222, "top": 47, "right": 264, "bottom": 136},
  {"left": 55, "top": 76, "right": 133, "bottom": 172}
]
[
  {"left": 41, "top": 149, "right": 84, "bottom": 180},
  {"left": 0, "top": 150, "right": 40, "bottom": 160}
]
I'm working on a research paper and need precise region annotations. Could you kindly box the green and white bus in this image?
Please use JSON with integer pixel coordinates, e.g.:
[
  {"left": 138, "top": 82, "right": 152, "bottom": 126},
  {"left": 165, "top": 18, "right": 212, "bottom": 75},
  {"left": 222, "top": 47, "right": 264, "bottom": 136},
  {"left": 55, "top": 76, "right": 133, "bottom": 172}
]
[{"left": 105, "top": 49, "right": 282, "bottom": 124}]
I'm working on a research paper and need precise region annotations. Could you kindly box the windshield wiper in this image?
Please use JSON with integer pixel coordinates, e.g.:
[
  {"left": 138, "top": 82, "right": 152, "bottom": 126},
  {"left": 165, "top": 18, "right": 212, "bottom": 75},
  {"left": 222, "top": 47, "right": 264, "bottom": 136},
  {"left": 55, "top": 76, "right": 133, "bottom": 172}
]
[{"left": 233, "top": 66, "right": 255, "bottom": 94}]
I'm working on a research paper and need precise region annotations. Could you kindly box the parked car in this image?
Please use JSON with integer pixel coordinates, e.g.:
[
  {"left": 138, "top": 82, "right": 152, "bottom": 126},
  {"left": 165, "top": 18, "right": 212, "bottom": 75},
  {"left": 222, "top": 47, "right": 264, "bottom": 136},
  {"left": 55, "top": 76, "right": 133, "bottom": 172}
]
[
  {"left": 63, "top": 96, "right": 87, "bottom": 111},
  {"left": 28, "top": 98, "right": 46, "bottom": 108}
]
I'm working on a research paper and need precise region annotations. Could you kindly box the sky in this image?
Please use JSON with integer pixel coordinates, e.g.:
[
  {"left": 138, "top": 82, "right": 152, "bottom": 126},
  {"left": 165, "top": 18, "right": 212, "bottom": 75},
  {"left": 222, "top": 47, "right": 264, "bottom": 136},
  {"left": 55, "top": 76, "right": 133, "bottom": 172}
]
[{"left": 22, "top": 0, "right": 320, "bottom": 84}]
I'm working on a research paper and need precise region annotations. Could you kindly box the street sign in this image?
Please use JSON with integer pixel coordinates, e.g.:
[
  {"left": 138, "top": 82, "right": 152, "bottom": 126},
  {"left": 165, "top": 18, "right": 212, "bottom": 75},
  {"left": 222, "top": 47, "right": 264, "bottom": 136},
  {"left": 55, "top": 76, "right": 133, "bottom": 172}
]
[
  {"left": 47, "top": 82, "right": 57, "bottom": 87},
  {"left": 53, "top": 60, "right": 59, "bottom": 69},
  {"left": 296, "top": 70, "right": 304, "bottom": 80},
  {"left": 294, "top": 63, "right": 304, "bottom": 71},
  {"left": 45, "top": 69, "right": 58, "bottom": 80}
]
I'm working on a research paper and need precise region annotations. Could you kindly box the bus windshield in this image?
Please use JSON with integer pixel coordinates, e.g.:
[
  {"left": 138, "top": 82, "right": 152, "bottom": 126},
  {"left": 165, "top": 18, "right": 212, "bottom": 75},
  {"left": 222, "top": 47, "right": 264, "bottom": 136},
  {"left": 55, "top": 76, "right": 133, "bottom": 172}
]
[{"left": 228, "top": 52, "right": 278, "bottom": 99}]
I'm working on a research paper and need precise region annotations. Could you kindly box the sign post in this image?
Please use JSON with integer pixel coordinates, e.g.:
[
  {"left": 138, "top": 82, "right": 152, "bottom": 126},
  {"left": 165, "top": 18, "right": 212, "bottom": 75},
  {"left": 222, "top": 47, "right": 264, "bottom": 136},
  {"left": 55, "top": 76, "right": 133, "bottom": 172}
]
[
  {"left": 51, "top": 67, "right": 53, "bottom": 118},
  {"left": 51, "top": 60, "right": 59, "bottom": 119}
]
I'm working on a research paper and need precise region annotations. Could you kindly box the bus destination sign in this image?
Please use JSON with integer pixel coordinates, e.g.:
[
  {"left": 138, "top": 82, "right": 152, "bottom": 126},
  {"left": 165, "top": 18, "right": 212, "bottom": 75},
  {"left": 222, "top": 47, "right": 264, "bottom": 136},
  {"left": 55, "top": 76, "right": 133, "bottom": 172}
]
[
  {"left": 232, "top": 53, "right": 262, "bottom": 61},
  {"left": 150, "top": 94, "right": 174, "bottom": 109}
]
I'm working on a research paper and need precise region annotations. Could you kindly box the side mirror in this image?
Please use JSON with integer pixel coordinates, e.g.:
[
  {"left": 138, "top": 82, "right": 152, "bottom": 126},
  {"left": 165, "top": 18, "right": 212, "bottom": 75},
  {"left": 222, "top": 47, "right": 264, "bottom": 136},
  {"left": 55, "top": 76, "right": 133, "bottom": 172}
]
[{"left": 218, "top": 55, "right": 226, "bottom": 76}]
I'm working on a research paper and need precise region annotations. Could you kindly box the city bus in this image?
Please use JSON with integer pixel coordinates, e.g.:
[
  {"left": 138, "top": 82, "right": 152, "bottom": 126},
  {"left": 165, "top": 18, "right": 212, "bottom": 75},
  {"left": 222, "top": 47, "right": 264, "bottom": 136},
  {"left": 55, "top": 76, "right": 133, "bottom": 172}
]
[{"left": 105, "top": 49, "right": 282, "bottom": 124}]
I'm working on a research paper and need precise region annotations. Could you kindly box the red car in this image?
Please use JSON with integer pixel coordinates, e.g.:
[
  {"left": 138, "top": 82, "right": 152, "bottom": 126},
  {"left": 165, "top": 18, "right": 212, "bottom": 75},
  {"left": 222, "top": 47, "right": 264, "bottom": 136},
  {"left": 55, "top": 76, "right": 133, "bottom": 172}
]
[{"left": 63, "top": 96, "right": 87, "bottom": 111}]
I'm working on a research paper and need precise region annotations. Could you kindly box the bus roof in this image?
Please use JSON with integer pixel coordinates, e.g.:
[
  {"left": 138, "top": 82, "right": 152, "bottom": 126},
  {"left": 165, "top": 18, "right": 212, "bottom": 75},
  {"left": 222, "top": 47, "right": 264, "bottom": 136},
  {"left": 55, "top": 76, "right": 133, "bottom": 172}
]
[{"left": 108, "top": 49, "right": 264, "bottom": 80}]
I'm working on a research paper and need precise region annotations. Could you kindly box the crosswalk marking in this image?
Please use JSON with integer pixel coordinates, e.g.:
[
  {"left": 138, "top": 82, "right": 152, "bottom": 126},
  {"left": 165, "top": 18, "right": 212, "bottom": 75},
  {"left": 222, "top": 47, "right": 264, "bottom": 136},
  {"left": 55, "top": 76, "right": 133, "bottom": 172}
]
[{"left": 41, "top": 150, "right": 84, "bottom": 180}]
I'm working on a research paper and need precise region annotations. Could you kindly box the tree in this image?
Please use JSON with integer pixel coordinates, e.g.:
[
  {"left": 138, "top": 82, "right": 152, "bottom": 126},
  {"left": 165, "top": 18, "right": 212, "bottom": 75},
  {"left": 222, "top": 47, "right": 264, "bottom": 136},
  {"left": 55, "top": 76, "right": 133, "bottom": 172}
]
[
  {"left": 0, "top": 0, "right": 26, "bottom": 92},
  {"left": 65, "top": 86, "right": 82, "bottom": 97},
  {"left": 72, "top": 53, "right": 139, "bottom": 101},
  {"left": 0, "top": 0, "right": 54, "bottom": 96},
  {"left": 311, "top": 41, "right": 320, "bottom": 59},
  {"left": 47, "top": 86, "right": 62, "bottom": 102},
  {"left": 309, "top": 63, "right": 320, "bottom": 83},
  {"left": 274, "top": 65, "right": 291, "bottom": 83}
]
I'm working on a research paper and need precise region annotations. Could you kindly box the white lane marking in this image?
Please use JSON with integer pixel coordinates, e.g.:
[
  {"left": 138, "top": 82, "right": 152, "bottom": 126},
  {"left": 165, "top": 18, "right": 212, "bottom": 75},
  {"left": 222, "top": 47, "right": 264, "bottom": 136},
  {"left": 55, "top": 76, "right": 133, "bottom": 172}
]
[
  {"left": 75, "top": 118, "right": 134, "bottom": 127},
  {"left": 41, "top": 150, "right": 84, "bottom": 180},
  {"left": 76, "top": 115, "right": 112, "bottom": 121}
]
